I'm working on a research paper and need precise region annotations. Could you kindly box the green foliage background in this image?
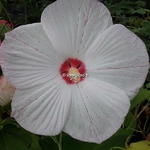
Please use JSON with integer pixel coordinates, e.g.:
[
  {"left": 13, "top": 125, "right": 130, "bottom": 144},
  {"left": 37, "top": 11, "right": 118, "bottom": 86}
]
[{"left": 0, "top": 0, "right": 150, "bottom": 150}]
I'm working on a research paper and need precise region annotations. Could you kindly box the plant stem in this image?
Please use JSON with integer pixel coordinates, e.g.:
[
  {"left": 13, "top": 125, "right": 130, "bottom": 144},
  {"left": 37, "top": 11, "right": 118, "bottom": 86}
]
[
  {"left": 136, "top": 102, "right": 149, "bottom": 119},
  {"left": 58, "top": 132, "right": 62, "bottom": 150},
  {"left": 58, "top": 144, "right": 62, "bottom": 150},
  {"left": 143, "top": 116, "right": 149, "bottom": 133},
  {"left": 51, "top": 132, "right": 62, "bottom": 150},
  {"left": 128, "top": 127, "right": 143, "bottom": 133},
  {"left": 109, "top": 147, "right": 126, "bottom": 150},
  {"left": 127, "top": 103, "right": 140, "bottom": 130}
]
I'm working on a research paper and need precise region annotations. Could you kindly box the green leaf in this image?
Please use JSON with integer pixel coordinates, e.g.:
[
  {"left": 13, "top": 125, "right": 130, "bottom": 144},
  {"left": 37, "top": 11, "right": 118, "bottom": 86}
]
[
  {"left": 131, "top": 8, "right": 146, "bottom": 15},
  {"left": 146, "top": 83, "right": 150, "bottom": 88},
  {"left": 39, "top": 130, "right": 128, "bottom": 150},
  {"left": 113, "top": 128, "right": 130, "bottom": 137},
  {"left": 124, "top": 111, "right": 136, "bottom": 133},
  {"left": 130, "top": 88, "right": 150, "bottom": 109},
  {"left": 93, "top": 135, "right": 128, "bottom": 150},
  {"left": 62, "top": 129, "right": 129, "bottom": 150},
  {"left": 132, "top": 22, "right": 150, "bottom": 37},
  {"left": 0, "top": 118, "right": 18, "bottom": 127},
  {"left": 109, "top": 1, "right": 145, "bottom": 13},
  {"left": 0, "top": 24, "right": 11, "bottom": 40},
  {"left": 31, "top": 134, "right": 42, "bottom": 150},
  {"left": 0, "top": 124, "right": 33, "bottom": 150},
  {"left": 62, "top": 134, "right": 95, "bottom": 150},
  {"left": 39, "top": 136, "right": 58, "bottom": 150}
]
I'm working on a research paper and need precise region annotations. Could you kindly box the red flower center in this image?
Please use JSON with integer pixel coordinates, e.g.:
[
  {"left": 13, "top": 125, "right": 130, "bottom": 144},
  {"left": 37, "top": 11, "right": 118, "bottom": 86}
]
[{"left": 59, "top": 58, "right": 87, "bottom": 84}]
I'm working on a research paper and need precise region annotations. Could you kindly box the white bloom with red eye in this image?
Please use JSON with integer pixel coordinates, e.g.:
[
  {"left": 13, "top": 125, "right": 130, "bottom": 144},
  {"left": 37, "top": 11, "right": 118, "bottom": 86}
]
[
  {"left": 0, "top": 0, "right": 149, "bottom": 143},
  {"left": 0, "top": 76, "right": 15, "bottom": 106}
]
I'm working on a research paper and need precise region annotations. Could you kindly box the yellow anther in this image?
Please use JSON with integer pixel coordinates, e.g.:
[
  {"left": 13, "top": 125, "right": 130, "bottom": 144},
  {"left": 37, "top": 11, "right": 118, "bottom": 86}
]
[{"left": 68, "top": 68, "right": 80, "bottom": 83}]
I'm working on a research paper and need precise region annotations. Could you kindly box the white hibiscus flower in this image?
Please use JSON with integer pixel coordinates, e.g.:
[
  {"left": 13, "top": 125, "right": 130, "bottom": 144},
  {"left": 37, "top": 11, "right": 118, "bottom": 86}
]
[{"left": 0, "top": 0, "right": 149, "bottom": 143}]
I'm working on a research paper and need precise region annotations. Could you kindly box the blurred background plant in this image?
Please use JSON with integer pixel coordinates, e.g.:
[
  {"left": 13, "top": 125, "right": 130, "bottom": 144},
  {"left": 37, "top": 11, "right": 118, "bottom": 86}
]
[{"left": 0, "top": 0, "right": 150, "bottom": 150}]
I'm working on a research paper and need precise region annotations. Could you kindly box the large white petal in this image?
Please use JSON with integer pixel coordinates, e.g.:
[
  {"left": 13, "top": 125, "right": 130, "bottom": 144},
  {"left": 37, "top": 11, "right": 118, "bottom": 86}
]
[
  {"left": 1, "top": 23, "right": 64, "bottom": 89},
  {"left": 11, "top": 77, "right": 71, "bottom": 135},
  {"left": 84, "top": 24, "right": 149, "bottom": 100},
  {"left": 64, "top": 78, "right": 130, "bottom": 143},
  {"left": 41, "top": 0, "right": 112, "bottom": 58}
]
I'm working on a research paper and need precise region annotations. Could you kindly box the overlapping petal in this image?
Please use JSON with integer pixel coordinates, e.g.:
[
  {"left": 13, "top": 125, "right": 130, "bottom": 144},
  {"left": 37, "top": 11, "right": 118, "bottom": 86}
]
[
  {"left": 11, "top": 76, "right": 71, "bottom": 135},
  {"left": 41, "top": 0, "right": 112, "bottom": 58},
  {"left": 84, "top": 24, "right": 149, "bottom": 100},
  {"left": 1, "top": 23, "right": 64, "bottom": 89},
  {"left": 64, "top": 78, "right": 130, "bottom": 143},
  {"left": 0, "top": 76, "right": 15, "bottom": 106}
]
